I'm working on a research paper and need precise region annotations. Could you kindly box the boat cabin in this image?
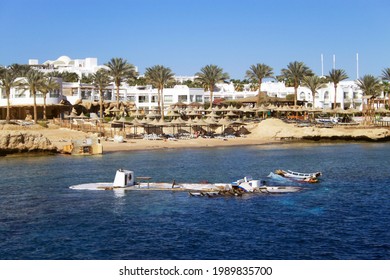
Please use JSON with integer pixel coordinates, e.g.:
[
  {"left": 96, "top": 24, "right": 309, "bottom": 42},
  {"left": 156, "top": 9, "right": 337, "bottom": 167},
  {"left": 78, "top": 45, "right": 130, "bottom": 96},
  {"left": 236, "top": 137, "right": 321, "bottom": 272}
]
[
  {"left": 113, "top": 169, "right": 134, "bottom": 187},
  {"left": 231, "top": 176, "right": 261, "bottom": 192}
]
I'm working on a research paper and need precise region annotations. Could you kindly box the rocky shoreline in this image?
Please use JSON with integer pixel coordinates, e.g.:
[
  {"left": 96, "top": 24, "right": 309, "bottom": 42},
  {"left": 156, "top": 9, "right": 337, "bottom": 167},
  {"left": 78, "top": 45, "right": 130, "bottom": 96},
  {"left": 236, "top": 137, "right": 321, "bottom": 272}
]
[
  {"left": 1, "top": 119, "right": 390, "bottom": 156},
  {"left": 302, "top": 135, "right": 390, "bottom": 142},
  {"left": 0, "top": 131, "right": 58, "bottom": 156}
]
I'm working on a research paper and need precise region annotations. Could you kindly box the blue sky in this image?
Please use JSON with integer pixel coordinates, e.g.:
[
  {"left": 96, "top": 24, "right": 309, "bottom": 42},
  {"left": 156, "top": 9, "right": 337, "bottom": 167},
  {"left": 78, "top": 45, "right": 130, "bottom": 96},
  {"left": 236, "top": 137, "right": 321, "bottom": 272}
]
[{"left": 1, "top": 0, "right": 389, "bottom": 79}]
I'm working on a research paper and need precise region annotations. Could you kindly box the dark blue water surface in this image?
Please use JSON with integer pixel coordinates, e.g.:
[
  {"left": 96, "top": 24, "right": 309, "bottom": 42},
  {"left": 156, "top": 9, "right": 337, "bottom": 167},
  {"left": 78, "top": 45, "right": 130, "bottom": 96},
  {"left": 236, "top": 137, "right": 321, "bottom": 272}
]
[{"left": 1, "top": 143, "right": 390, "bottom": 260}]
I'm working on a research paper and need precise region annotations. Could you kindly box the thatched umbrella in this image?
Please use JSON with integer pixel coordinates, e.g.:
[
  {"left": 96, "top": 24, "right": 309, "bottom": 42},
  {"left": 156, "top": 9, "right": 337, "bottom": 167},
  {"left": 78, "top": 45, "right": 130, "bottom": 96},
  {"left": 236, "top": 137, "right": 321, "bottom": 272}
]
[
  {"left": 219, "top": 117, "right": 233, "bottom": 134},
  {"left": 226, "top": 110, "right": 237, "bottom": 118},
  {"left": 166, "top": 110, "right": 181, "bottom": 119},
  {"left": 146, "top": 111, "right": 160, "bottom": 120},
  {"left": 129, "top": 118, "right": 145, "bottom": 137},
  {"left": 206, "top": 110, "right": 220, "bottom": 118},
  {"left": 109, "top": 107, "right": 121, "bottom": 120},
  {"left": 186, "top": 110, "right": 201, "bottom": 119},
  {"left": 255, "top": 105, "right": 270, "bottom": 118},
  {"left": 132, "top": 109, "right": 145, "bottom": 119},
  {"left": 375, "top": 107, "right": 390, "bottom": 114},
  {"left": 171, "top": 117, "right": 186, "bottom": 135},
  {"left": 113, "top": 116, "right": 133, "bottom": 136},
  {"left": 110, "top": 107, "right": 121, "bottom": 113},
  {"left": 78, "top": 112, "right": 89, "bottom": 119}
]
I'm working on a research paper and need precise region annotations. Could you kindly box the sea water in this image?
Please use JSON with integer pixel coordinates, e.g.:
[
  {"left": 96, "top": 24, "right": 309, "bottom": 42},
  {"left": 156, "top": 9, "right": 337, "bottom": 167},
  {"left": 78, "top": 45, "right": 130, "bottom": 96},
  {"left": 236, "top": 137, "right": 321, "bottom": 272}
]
[{"left": 0, "top": 143, "right": 390, "bottom": 260}]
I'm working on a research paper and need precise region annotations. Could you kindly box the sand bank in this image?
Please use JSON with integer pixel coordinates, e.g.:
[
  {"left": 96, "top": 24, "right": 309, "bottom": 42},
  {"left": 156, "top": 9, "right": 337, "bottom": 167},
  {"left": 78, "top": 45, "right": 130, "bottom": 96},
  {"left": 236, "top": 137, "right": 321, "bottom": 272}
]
[{"left": 1, "top": 119, "right": 389, "bottom": 154}]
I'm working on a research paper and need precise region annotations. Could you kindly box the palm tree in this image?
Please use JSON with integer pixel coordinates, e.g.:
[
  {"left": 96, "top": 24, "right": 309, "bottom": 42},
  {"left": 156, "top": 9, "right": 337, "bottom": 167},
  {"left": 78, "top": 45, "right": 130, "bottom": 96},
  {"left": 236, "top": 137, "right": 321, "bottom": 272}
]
[
  {"left": 327, "top": 69, "right": 349, "bottom": 109},
  {"left": 144, "top": 65, "right": 175, "bottom": 119},
  {"left": 356, "top": 75, "right": 382, "bottom": 124},
  {"left": 195, "top": 65, "right": 229, "bottom": 108},
  {"left": 245, "top": 63, "right": 274, "bottom": 106},
  {"left": 280, "top": 61, "right": 313, "bottom": 106},
  {"left": 39, "top": 76, "right": 60, "bottom": 120},
  {"left": 105, "top": 58, "right": 136, "bottom": 108},
  {"left": 92, "top": 69, "right": 112, "bottom": 121},
  {"left": 24, "top": 69, "right": 45, "bottom": 124},
  {"left": 301, "top": 75, "right": 327, "bottom": 108},
  {"left": 381, "top": 68, "right": 390, "bottom": 107},
  {"left": 10, "top": 63, "right": 31, "bottom": 77},
  {"left": 0, "top": 67, "right": 19, "bottom": 123},
  {"left": 356, "top": 75, "right": 381, "bottom": 97}
]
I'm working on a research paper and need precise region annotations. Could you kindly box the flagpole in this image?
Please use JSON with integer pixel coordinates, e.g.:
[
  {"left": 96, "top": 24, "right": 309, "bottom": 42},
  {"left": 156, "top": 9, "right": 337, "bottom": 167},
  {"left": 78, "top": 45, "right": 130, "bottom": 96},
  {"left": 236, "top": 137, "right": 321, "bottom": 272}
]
[{"left": 356, "top": 53, "right": 359, "bottom": 80}]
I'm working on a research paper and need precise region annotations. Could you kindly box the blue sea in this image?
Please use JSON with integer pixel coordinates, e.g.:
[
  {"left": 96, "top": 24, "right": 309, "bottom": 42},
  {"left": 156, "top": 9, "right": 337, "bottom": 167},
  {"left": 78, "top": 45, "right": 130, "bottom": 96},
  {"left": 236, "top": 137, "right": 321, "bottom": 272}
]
[{"left": 1, "top": 143, "right": 390, "bottom": 260}]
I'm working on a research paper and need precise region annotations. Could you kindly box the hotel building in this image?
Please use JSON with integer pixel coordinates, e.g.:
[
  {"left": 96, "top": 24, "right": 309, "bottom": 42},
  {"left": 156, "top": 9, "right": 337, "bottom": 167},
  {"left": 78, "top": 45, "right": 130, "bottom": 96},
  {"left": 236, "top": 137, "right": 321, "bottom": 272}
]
[{"left": 0, "top": 56, "right": 370, "bottom": 119}]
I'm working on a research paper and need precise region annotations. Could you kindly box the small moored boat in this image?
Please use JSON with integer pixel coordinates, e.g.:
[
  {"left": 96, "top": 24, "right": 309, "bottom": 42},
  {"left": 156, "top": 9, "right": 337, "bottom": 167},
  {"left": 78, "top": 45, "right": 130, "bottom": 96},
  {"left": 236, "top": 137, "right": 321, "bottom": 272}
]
[
  {"left": 275, "top": 169, "right": 322, "bottom": 180},
  {"left": 231, "top": 176, "right": 302, "bottom": 194}
]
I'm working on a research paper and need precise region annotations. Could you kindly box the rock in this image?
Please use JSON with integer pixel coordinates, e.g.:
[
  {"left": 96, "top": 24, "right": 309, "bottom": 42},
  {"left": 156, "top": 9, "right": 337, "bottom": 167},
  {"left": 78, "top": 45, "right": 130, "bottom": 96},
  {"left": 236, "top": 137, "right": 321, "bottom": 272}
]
[
  {"left": 248, "top": 118, "right": 390, "bottom": 142},
  {"left": 0, "top": 131, "right": 58, "bottom": 156}
]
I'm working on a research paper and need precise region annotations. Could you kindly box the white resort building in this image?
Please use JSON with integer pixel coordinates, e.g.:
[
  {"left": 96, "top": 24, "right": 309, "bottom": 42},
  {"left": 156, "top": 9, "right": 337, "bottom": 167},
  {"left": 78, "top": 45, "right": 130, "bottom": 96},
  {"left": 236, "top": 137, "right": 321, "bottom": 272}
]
[{"left": 0, "top": 55, "right": 375, "bottom": 120}]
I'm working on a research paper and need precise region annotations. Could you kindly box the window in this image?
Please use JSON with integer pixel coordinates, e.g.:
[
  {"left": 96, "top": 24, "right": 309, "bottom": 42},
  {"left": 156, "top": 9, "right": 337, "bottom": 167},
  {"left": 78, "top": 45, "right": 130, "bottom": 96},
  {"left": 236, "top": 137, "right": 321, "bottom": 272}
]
[
  {"left": 299, "top": 92, "right": 305, "bottom": 99},
  {"left": 164, "top": 95, "right": 173, "bottom": 103},
  {"left": 324, "top": 91, "right": 329, "bottom": 100},
  {"left": 14, "top": 89, "right": 26, "bottom": 98},
  {"left": 72, "top": 88, "right": 78, "bottom": 96},
  {"left": 50, "top": 90, "right": 60, "bottom": 98},
  {"left": 196, "top": 95, "right": 203, "bottom": 102},
  {"left": 151, "top": 95, "right": 158, "bottom": 103},
  {"left": 104, "top": 90, "right": 112, "bottom": 101},
  {"left": 127, "top": 95, "right": 136, "bottom": 102},
  {"left": 138, "top": 95, "right": 149, "bottom": 103},
  {"left": 178, "top": 95, "right": 188, "bottom": 102},
  {"left": 81, "top": 90, "right": 91, "bottom": 99}
]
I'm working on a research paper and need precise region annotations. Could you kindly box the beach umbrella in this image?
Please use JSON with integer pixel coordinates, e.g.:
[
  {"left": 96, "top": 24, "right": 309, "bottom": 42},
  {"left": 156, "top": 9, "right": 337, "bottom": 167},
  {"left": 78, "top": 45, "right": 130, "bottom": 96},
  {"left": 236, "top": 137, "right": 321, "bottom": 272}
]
[
  {"left": 194, "top": 118, "right": 208, "bottom": 126},
  {"left": 215, "top": 106, "right": 227, "bottom": 112},
  {"left": 205, "top": 117, "right": 220, "bottom": 125},
  {"left": 227, "top": 104, "right": 237, "bottom": 111},
  {"left": 171, "top": 117, "right": 186, "bottom": 125},
  {"left": 170, "top": 117, "right": 186, "bottom": 135},
  {"left": 345, "top": 108, "right": 360, "bottom": 115},
  {"left": 104, "top": 108, "right": 111, "bottom": 116},
  {"left": 146, "top": 111, "right": 160, "bottom": 119},
  {"left": 206, "top": 110, "right": 220, "bottom": 118},
  {"left": 225, "top": 110, "right": 237, "bottom": 118},
  {"left": 218, "top": 117, "right": 233, "bottom": 134},
  {"left": 321, "top": 108, "right": 334, "bottom": 115},
  {"left": 149, "top": 118, "right": 160, "bottom": 125},
  {"left": 166, "top": 110, "right": 181, "bottom": 118},
  {"left": 185, "top": 118, "right": 196, "bottom": 134},
  {"left": 114, "top": 116, "right": 132, "bottom": 136},
  {"left": 218, "top": 117, "right": 232, "bottom": 126},
  {"left": 132, "top": 109, "right": 145, "bottom": 118},
  {"left": 186, "top": 110, "right": 201, "bottom": 118},
  {"left": 157, "top": 118, "right": 170, "bottom": 125},
  {"left": 78, "top": 112, "right": 89, "bottom": 119},
  {"left": 67, "top": 111, "right": 79, "bottom": 119},
  {"left": 375, "top": 107, "right": 390, "bottom": 114},
  {"left": 110, "top": 107, "right": 121, "bottom": 113},
  {"left": 140, "top": 117, "right": 149, "bottom": 124},
  {"left": 192, "top": 118, "right": 209, "bottom": 135}
]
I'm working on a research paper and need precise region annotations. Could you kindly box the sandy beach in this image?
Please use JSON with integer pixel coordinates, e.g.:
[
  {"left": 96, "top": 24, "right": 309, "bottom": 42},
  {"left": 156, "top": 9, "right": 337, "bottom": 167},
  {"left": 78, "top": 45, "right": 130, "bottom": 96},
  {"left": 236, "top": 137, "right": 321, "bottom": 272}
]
[{"left": 2, "top": 118, "right": 389, "bottom": 155}]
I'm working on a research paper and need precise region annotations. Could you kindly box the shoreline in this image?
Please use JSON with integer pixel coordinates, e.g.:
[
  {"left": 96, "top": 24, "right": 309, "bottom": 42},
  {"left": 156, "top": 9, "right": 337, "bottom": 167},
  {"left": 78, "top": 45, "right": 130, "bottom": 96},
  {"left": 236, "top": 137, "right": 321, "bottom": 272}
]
[
  {"left": 1, "top": 118, "right": 390, "bottom": 156},
  {"left": 101, "top": 137, "right": 390, "bottom": 154}
]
